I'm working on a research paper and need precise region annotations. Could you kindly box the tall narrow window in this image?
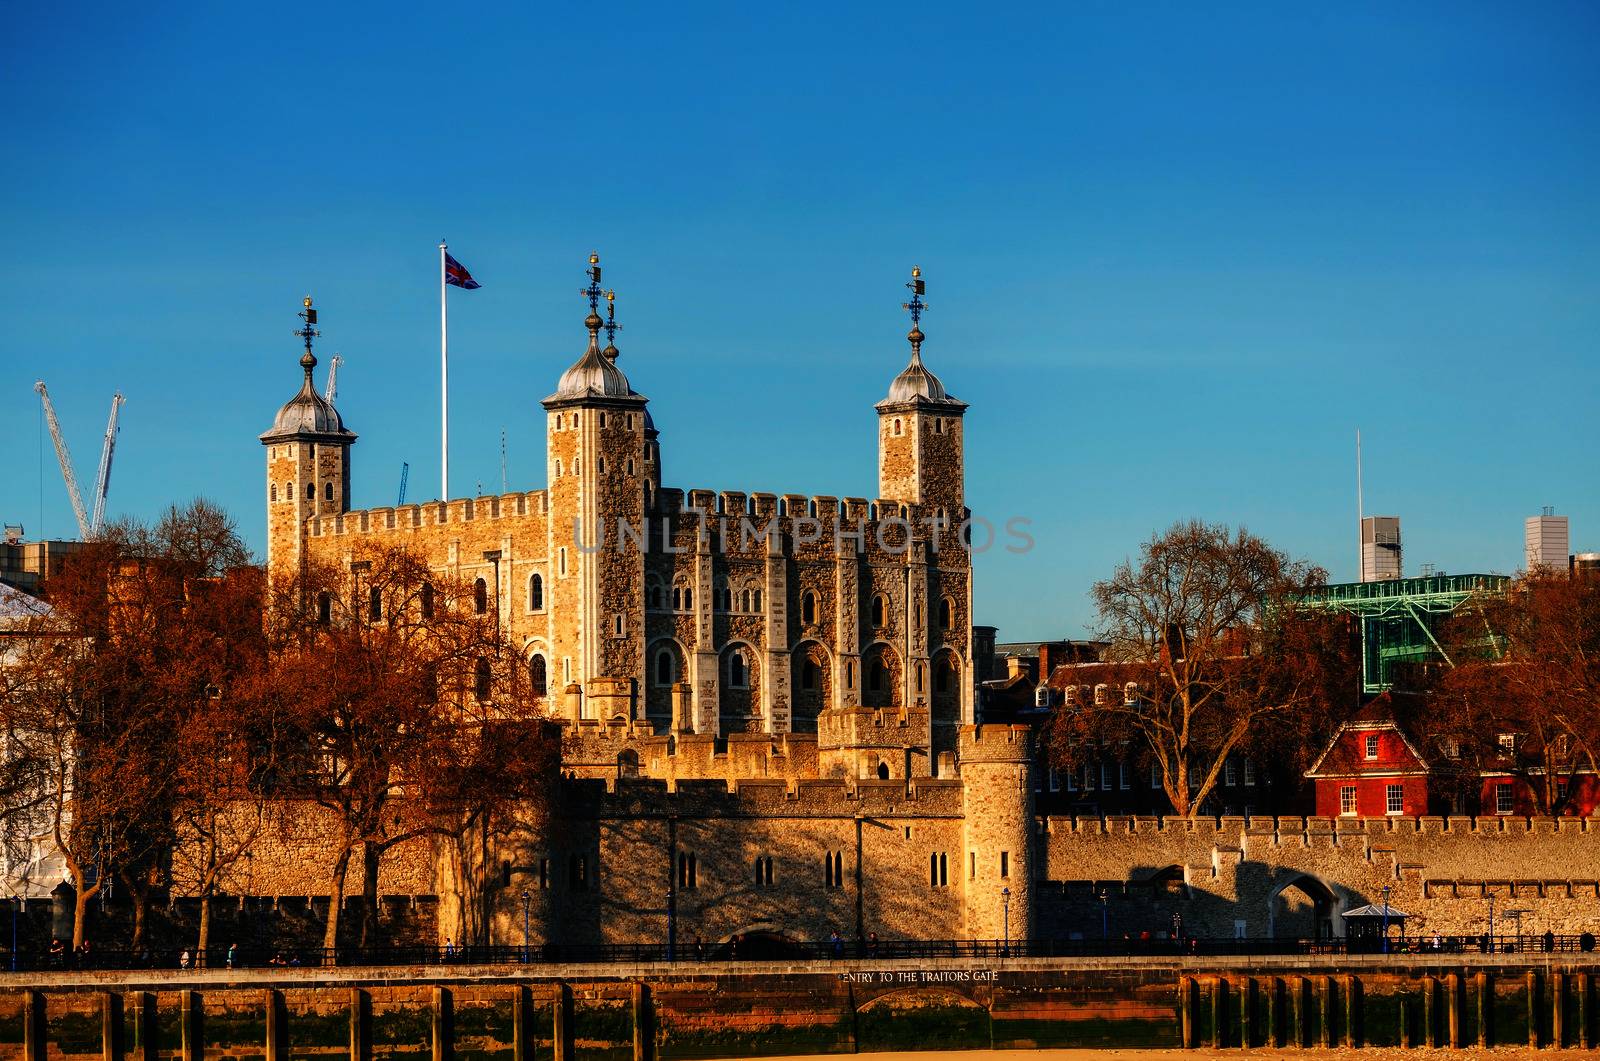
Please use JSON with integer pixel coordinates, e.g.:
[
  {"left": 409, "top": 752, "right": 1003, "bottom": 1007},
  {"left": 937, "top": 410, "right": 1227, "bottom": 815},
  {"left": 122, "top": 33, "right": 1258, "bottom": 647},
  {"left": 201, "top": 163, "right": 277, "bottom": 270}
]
[
  {"left": 1340, "top": 785, "right": 1357, "bottom": 816},
  {"left": 270, "top": 484, "right": 278, "bottom": 502},
  {"left": 656, "top": 650, "right": 675, "bottom": 685},
  {"left": 801, "top": 591, "right": 816, "bottom": 624},
  {"left": 474, "top": 657, "right": 491, "bottom": 701},
  {"left": 677, "top": 852, "right": 698, "bottom": 889},
  {"left": 938, "top": 597, "right": 952, "bottom": 630},
  {"left": 1364, "top": 734, "right": 1380, "bottom": 760},
  {"left": 868, "top": 659, "right": 884, "bottom": 693},
  {"left": 529, "top": 655, "right": 548, "bottom": 697},
  {"left": 753, "top": 589, "right": 762, "bottom": 611},
  {"left": 474, "top": 577, "right": 488, "bottom": 614},
  {"left": 728, "top": 650, "right": 747, "bottom": 689},
  {"left": 871, "top": 595, "right": 886, "bottom": 627},
  {"left": 528, "top": 573, "right": 544, "bottom": 611},
  {"left": 1000, "top": 851, "right": 1009, "bottom": 879},
  {"left": 306, "top": 483, "right": 315, "bottom": 499},
  {"left": 1496, "top": 783, "right": 1514, "bottom": 815},
  {"left": 324, "top": 481, "right": 334, "bottom": 501},
  {"left": 801, "top": 659, "right": 818, "bottom": 691},
  {"left": 1385, "top": 784, "right": 1404, "bottom": 815}
]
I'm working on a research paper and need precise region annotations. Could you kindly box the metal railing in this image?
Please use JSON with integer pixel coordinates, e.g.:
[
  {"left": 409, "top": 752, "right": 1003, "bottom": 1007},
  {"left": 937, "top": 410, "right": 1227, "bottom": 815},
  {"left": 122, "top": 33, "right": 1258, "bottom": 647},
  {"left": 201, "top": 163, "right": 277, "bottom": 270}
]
[{"left": 6, "top": 932, "right": 1595, "bottom": 975}]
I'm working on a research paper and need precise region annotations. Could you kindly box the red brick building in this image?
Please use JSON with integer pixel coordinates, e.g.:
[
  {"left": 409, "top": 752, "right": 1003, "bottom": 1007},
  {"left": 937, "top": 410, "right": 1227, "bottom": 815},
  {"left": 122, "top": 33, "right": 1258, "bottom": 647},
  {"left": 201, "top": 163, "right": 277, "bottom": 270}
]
[{"left": 1304, "top": 694, "right": 1433, "bottom": 817}]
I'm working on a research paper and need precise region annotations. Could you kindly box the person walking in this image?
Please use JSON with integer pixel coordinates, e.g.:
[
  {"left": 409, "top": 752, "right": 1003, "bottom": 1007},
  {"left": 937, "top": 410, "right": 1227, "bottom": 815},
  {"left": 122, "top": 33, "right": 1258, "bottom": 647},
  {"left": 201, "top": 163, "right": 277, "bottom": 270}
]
[
  {"left": 227, "top": 942, "right": 237, "bottom": 969},
  {"left": 180, "top": 949, "right": 191, "bottom": 970}
]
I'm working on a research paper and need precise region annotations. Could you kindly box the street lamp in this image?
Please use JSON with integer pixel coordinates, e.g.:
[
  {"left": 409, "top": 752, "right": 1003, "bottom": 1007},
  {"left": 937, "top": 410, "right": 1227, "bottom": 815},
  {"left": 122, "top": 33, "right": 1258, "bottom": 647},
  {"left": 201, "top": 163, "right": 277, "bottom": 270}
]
[
  {"left": 1002, "top": 887, "right": 1011, "bottom": 958},
  {"left": 1099, "top": 890, "right": 1109, "bottom": 942},
  {"left": 1171, "top": 912, "right": 1182, "bottom": 941},
  {"left": 520, "top": 890, "right": 530, "bottom": 964},
  {"left": 1380, "top": 885, "right": 1391, "bottom": 954}
]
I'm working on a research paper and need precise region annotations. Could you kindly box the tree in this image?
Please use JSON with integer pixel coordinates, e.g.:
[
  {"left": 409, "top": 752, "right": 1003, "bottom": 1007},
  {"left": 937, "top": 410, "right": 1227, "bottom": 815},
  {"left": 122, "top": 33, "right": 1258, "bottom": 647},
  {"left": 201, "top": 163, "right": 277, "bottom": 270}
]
[
  {"left": 1419, "top": 570, "right": 1600, "bottom": 814},
  {"left": 254, "top": 542, "right": 558, "bottom": 959},
  {"left": 1046, "top": 520, "right": 1358, "bottom": 817}
]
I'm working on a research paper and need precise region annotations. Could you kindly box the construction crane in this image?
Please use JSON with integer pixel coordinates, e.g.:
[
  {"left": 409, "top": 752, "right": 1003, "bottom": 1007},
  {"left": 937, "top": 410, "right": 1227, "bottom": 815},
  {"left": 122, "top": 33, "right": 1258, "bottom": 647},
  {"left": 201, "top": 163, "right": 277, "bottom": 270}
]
[
  {"left": 397, "top": 461, "right": 410, "bottom": 506},
  {"left": 35, "top": 382, "right": 125, "bottom": 540},
  {"left": 324, "top": 353, "right": 343, "bottom": 403}
]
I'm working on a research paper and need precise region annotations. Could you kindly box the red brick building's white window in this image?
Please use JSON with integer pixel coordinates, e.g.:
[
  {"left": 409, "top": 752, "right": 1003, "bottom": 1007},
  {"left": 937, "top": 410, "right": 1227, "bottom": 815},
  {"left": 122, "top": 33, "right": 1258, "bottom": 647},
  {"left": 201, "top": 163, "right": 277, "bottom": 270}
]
[
  {"left": 1496, "top": 783, "right": 1515, "bottom": 815},
  {"left": 1364, "top": 734, "right": 1379, "bottom": 760},
  {"left": 1386, "top": 784, "right": 1404, "bottom": 815},
  {"left": 1340, "top": 785, "right": 1357, "bottom": 816}
]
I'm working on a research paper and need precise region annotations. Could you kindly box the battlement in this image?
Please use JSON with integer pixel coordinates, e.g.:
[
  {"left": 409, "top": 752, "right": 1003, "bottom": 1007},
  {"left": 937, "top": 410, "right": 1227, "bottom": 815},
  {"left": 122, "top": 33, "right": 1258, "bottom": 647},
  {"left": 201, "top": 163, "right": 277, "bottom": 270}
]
[
  {"left": 817, "top": 705, "right": 931, "bottom": 750},
  {"left": 309, "top": 489, "right": 549, "bottom": 539},
  {"left": 574, "top": 772, "right": 967, "bottom": 818},
  {"left": 1039, "top": 814, "right": 1597, "bottom": 837},
  {"left": 957, "top": 723, "right": 1033, "bottom": 763}
]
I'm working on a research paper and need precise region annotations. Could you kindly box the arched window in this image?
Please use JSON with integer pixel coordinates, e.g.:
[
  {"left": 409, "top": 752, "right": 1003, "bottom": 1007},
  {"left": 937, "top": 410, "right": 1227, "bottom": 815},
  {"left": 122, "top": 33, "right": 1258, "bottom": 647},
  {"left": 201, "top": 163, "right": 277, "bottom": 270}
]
[
  {"left": 683, "top": 587, "right": 692, "bottom": 610},
  {"left": 1123, "top": 681, "right": 1140, "bottom": 705},
  {"left": 728, "top": 650, "right": 747, "bottom": 689},
  {"left": 938, "top": 597, "right": 952, "bottom": 630},
  {"left": 753, "top": 589, "right": 762, "bottom": 611},
  {"left": 324, "top": 481, "right": 334, "bottom": 501},
  {"left": 801, "top": 591, "right": 816, "bottom": 625},
  {"left": 316, "top": 592, "right": 331, "bottom": 625},
  {"left": 528, "top": 573, "right": 544, "bottom": 611},
  {"left": 474, "top": 657, "right": 492, "bottom": 701},
  {"left": 368, "top": 585, "right": 382, "bottom": 622},
  {"left": 473, "top": 578, "right": 488, "bottom": 615},
  {"left": 306, "top": 483, "right": 315, "bottom": 500},
  {"left": 672, "top": 586, "right": 683, "bottom": 610},
  {"left": 270, "top": 484, "right": 278, "bottom": 502},
  {"left": 915, "top": 664, "right": 925, "bottom": 693},
  {"left": 871, "top": 595, "right": 886, "bottom": 627},
  {"left": 529, "top": 655, "right": 547, "bottom": 697},
  {"left": 878, "top": 761, "right": 890, "bottom": 780},
  {"left": 892, "top": 418, "right": 903, "bottom": 436},
  {"left": 802, "top": 659, "right": 819, "bottom": 691},
  {"left": 554, "top": 459, "right": 562, "bottom": 477},
  {"left": 420, "top": 582, "right": 434, "bottom": 619},
  {"left": 656, "top": 649, "right": 676, "bottom": 686},
  {"left": 618, "top": 749, "right": 639, "bottom": 779}
]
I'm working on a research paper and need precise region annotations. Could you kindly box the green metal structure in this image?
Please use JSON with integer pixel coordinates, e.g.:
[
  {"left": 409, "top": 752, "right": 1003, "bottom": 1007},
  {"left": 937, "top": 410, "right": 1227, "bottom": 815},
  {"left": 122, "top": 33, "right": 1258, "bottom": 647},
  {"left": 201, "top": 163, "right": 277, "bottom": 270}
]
[{"left": 1299, "top": 574, "right": 1509, "bottom": 693}]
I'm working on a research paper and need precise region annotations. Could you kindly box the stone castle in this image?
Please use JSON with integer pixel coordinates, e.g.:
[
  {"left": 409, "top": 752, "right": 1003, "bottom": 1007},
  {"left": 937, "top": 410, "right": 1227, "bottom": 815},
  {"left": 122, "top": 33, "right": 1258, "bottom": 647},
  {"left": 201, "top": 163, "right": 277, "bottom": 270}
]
[{"left": 251, "top": 259, "right": 1598, "bottom": 952}]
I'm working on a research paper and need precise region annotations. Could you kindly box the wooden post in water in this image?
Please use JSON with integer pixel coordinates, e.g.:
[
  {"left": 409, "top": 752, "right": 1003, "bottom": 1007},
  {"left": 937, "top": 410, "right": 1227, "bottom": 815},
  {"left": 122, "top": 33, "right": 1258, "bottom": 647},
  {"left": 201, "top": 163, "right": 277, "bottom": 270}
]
[
  {"left": 1210, "top": 978, "right": 1225, "bottom": 1049},
  {"left": 432, "top": 986, "right": 452, "bottom": 1061},
  {"left": 1266, "top": 977, "right": 1282, "bottom": 1048},
  {"left": 1552, "top": 971, "right": 1565, "bottom": 1048},
  {"left": 632, "top": 982, "right": 649, "bottom": 1061},
  {"left": 180, "top": 989, "right": 199, "bottom": 1061},
  {"left": 1239, "top": 978, "right": 1253, "bottom": 1048},
  {"left": 22, "top": 989, "right": 44, "bottom": 1061},
  {"left": 1446, "top": 973, "right": 1461, "bottom": 1048},
  {"left": 553, "top": 983, "right": 571, "bottom": 1061},
  {"left": 130, "top": 991, "right": 156, "bottom": 1061},
  {"left": 1422, "top": 977, "right": 1437, "bottom": 1048},
  {"left": 349, "top": 988, "right": 369, "bottom": 1061},
  {"left": 264, "top": 989, "right": 282, "bottom": 1061},
  {"left": 1178, "top": 976, "right": 1195, "bottom": 1049},
  {"left": 1318, "top": 976, "right": 1333, "bottom": 1048},
  {"left": 512, "top": 986, "right": 531, "bottom": 1061},
  {"left": 100, "top": 991, "right": 120, "bottom": 1061},
  {"left": 1399, "top": 995, "right": 1411, "bottom": 1049},
  {"left": 1344, "top": 975, "right": 1361, "bottom": 1047},
  {"left": 1578, "top": 972, "right": 1590, "bottom": 1050},
  {"left": 1292, "top": 976, "right": 1309, "bottom": 1048},
  {"left": 1525, "top": 970, "right": 1538, "bottom": 1048}
]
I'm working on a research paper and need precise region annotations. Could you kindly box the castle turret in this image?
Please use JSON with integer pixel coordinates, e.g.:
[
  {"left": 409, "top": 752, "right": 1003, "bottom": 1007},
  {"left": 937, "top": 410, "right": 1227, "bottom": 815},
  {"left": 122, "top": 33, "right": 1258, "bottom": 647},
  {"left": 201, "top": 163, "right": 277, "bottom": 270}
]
[
  {"left": 260, "top": 296, "right": 356, "bottom": 575},
  {"left": 541, "top": 258, "right": 649, "bottom": 720},
  {"left": 876, "top": 267, "right": 967, "bottom": 513},
  {"left": 960, "top": 725, "right": 1034, "bottom": 943}
]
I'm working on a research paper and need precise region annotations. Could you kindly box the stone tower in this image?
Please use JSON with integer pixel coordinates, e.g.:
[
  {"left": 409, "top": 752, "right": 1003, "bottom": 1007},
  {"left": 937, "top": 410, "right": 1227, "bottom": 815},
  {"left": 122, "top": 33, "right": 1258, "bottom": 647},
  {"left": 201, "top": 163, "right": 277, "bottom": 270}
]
[
  {"left": 876, "top": 267, "right": 968, "bottom": 513},
  {"left": 260, "top": 296, "right": 356, "bottom": 575},
  {"left": 960, "top": 725, "right": 1034, "bottom": 943},
  {"left": 541, "top": 258, "right": 650, "bottom": 722}
]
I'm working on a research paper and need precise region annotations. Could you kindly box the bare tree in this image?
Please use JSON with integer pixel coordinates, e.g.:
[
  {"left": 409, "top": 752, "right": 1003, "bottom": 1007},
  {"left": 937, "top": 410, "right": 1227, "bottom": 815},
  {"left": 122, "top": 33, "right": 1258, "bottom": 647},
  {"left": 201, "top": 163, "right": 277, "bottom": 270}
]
[
  {"left": 1046, "top": 520, "right": 1357, "bottom": 816},
  {"left": 254, "top": 542, "right": 558, "bottom": 959}
]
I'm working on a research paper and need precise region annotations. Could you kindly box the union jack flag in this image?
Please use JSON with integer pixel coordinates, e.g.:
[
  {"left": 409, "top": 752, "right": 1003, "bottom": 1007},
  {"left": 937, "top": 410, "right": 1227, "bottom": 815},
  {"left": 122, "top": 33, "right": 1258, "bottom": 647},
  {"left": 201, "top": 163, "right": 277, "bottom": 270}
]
[{"left": 444, "top": 252, "right": 481, "bottom": 289}]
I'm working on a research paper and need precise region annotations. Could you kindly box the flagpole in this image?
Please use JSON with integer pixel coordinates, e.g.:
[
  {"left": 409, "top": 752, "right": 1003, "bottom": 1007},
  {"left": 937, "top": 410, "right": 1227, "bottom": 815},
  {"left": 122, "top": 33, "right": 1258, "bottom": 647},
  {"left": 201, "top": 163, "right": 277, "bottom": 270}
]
[{"left": 440, "top": 239, "right": 449, "bottom": 501}]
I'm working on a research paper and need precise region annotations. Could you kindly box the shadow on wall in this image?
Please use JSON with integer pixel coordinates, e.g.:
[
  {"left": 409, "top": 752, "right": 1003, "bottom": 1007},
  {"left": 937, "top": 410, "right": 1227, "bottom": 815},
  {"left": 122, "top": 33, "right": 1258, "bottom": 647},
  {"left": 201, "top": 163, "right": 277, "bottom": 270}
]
[{"left": 1038, "top": 862, "right": 1373, "bottom": 942}]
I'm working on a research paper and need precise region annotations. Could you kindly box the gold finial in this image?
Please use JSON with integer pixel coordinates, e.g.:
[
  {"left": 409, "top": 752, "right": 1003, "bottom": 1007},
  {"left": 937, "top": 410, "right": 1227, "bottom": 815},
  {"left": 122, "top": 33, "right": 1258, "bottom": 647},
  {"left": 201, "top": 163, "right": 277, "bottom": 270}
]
[{"left": 912, "top": 266, "right": 921, "bottom": 279}]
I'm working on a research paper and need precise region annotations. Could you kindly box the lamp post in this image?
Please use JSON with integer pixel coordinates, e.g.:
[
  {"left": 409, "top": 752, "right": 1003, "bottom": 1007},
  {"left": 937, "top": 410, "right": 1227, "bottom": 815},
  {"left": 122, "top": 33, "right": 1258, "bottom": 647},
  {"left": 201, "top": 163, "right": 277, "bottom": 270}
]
[
  {"left": 520, "top": 890, "right": 530, "bottom": 964},
  {"left": 1380, "top": 885, "right": 1391, "bottom": 954},
  {"left": 1172, "top": 912, "right": 1182, "bottom": 941},
  {"left": 1099, "top": 890, "right": 1109, "bottom": 942},
  {"left": 1002, "top": 887, "right": 1011, "bottom": 958}
]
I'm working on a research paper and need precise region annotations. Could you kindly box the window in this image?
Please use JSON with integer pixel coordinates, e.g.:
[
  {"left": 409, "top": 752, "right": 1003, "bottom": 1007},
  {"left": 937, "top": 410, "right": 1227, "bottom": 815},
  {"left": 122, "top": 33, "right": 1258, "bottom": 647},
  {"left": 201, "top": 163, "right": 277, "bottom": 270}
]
[
  {"left": 1364, "top": 734, "right": 1379, "bottom": 760},
  {"left": 728, "top": 650, "right": 747, "bottom": 689},
  {"left": 801, "top": 659, "right": 818, "bottom": 691},
  {"left": 1123, "top": 682, "right": 1139, "bottom": 705},
  {"left": 938, "top": 597, "right": 952, "bottom": 630},
  {"left": 801, "top": 591, "right": 816, "bottom": 624},
  {"left": 1498, "top": 733, "right": 1518, "bottom": 752},
  {"left": 529, "top": 655, "right": 547, "bottom": 697},
  {"left": 420, "top": 582, "right": 434, "bottom": 619},
  {"left": 613, "top": 614, "right": 623, "bottom": 637},
  {"left": 871, "top": 595, "right": 886, "bottom": 627},
  {"left": 1048, "top": 768, "right": 1060, "bottom": 793},
  {"left": 1099, "top": 762, "right": 1111, "bottom": 790},
  {"left": 677, "top": 852, "right": 697, "bottom": 889},
  {"left": 930, "top": 853, "right": 948, "bottom": 888},
  {"left": 1094, "top": 684, "right": 1108, "bottom": 706},
  {"left": 1496, "top": 783, "right": 1515, "bottom": 815},
  {"left": 1243, "top": 759, "right": 1257, "bottom": 786},
  {"left": 877, "top": 761, "right": 890, "bottom": 780},
  {"left": 655, "top": 650, "right": 675, "bottom": 685},
  {"left": 537, "top": 858, "right": 551, "bottom": 889},
  {"left": 1385, "top": 783, "right": 1404, "bottom": 815},
  {"left": 1119, "top": 762, "right": 1131, "bottom": 790},
  {"left": 270, "top": 484, "right": 278, "bottom": 502},
  {"left": 867, "top": 659, "right": 884, "bottom": 693},
  {"left": 755, "top": 856, "right": 774, "bottom": 886},
  {"left": 368, "top": 585, "right": 382, "bottom": 622},
  {"left": 824, "top": 851, "right": 844, "bottom": 889},
  {"left": 752, "top": 589, "right": 762, "bottom": 611},
  {"left": 474, "top": 577, "right": 488, "bottom": 614},
  {"left": 324, "top": 481, "right": 334, "bottom": 501},
  {"left": 999, "top": 851, "right": 1009, "bottom": 879},
  {"left": 934, "top": 659, "right": 952, "bottom": 693},
  {"left": 1339, "top": 785, "right": 1357, "bottom": 816},
  {"left": 1066, "top": 766, "right": 1078, "bottom": 792},
  {"left": 306, "top": 483, "right": 315, "bottom": 499},
  {"left": 554, "top": 459, "right": 562, "bottom": 477},
  {"left": 316, "top": 592, "right": 331, "bottom": 625},
  {"left": 969, "top": 852, "right": 976, "bottom": 880},
  {"left": 646, "top": 581, "right": 662, "bottom": 609},
  {"left": 1151, "top": 763, "right": 1161, "bottom": 789},
  {"left": 892, "top": 418, "right": 903, "bottom": 436},
  {"left": 559, "top": 548, "right": 568, "bottom": 576},
  {"left": 1225, "top": 760, "right": 1238, "bottom": 787},
  {"left": 474, "top": 657, "right": 491, "bottom": 701},
  {"left": 528, "top": 573, "right": 544, "bottom": 611}
]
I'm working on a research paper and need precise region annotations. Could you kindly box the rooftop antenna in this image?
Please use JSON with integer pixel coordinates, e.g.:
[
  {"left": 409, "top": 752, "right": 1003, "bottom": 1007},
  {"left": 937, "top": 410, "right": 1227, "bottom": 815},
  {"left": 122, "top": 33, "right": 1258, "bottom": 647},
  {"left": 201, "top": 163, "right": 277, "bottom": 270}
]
[
  {"left": 500, "top": 428, "right": 508, "bottom": 493},
  {"left": 1356, "top": 428, "right": 1364, "bottom": 581},
  {"left": 324, "top": 353, "right": 343, "bottom": 403}
]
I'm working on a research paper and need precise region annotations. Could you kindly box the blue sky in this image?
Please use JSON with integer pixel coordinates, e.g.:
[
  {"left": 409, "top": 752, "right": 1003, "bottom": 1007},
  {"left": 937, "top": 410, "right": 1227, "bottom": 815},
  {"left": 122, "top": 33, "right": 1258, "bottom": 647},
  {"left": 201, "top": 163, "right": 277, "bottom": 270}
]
[{"left": 2, "top": 2, "right": 1596, "bottom": 639}]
